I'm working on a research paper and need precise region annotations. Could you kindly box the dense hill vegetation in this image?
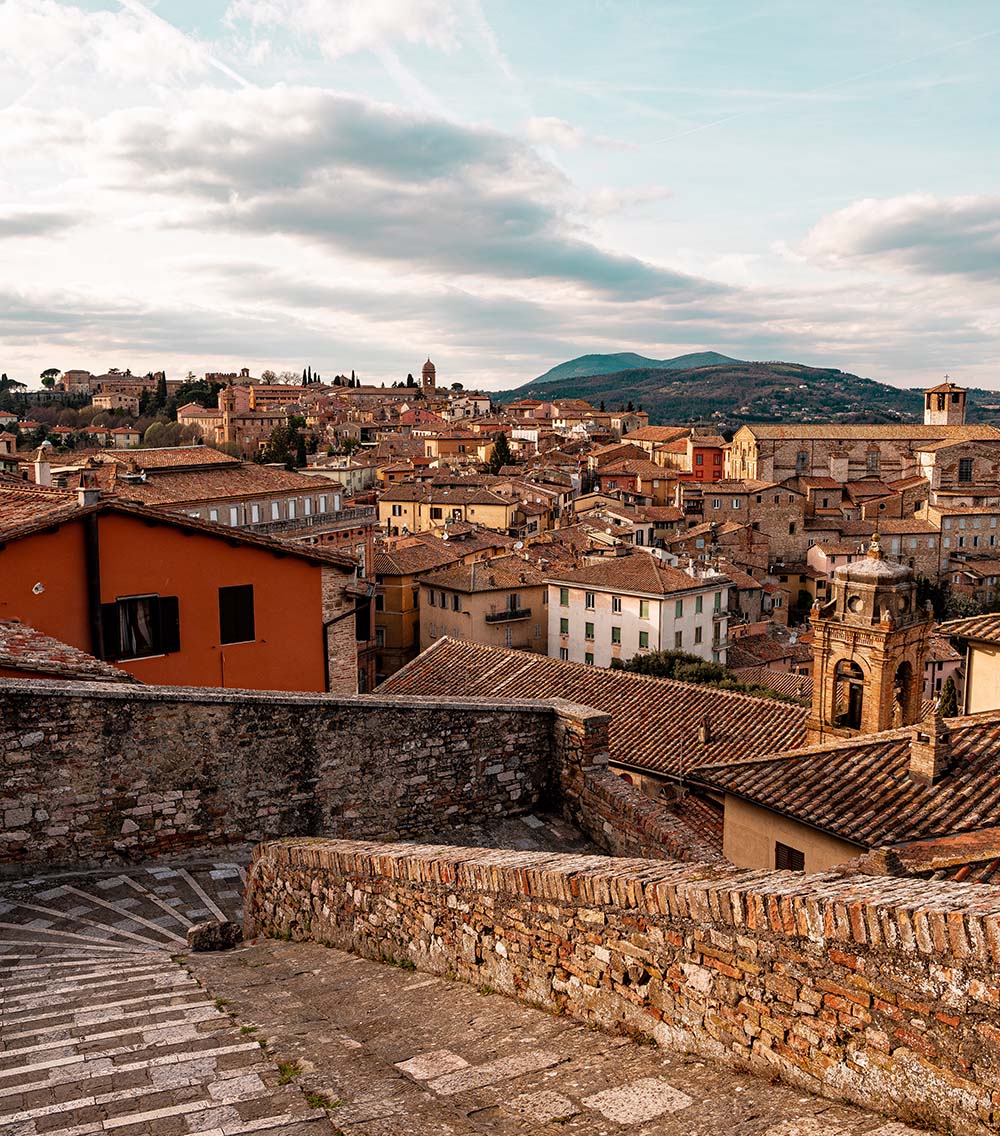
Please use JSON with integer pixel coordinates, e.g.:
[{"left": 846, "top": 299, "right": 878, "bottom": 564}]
[
  {"left": 530, "top": 351, "right": 740, "bottom": 385},
  {"left": 498, "top": 357, "right": 1000, "bottom": 429}
]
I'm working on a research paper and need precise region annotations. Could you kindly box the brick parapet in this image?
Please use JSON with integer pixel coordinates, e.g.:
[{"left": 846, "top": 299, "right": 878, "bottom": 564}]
[{"left": 246, "top": 838, "right": 1000, "bottom": 1134}]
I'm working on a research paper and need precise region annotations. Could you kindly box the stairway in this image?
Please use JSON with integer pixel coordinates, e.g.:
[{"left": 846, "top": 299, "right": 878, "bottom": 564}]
[{"left": 0, "top": 861, "right": 332, "bottom": 1136}]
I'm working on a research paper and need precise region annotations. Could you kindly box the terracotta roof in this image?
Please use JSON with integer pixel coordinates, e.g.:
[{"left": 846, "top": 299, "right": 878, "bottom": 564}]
[
  {"left": 374, "top": 529, "right": 513, "bottom": 576},
  {"left": 421, "top": 554, "right": 545, "bottom": 593},
  {"left": 102, "top": 461, "right": 323, "bottom": 507},
  {"left": 0, "top": 483, "right": 80, "bottom": 530},
  {"left": 96, "top": 446, "right": 240, "bottom": 470},
  {"left": 939, "top": 613, "right": 1000, "bottom": 644},
  {"left": 692, "top": 710, "right": 1000, "bottom": 848},
  {"left": 741, "top": 424, "right": 1000, "bottom": 441},
  {"left": 726, "top": 631, "right": 807, "bottom": 668},
  {"left": 599, "top": 459, "right": 671, "bottom": 479},
  {"left": 622, "top": 426, "right": 689, "bottom": 443},
  {"left": 728, "top": 665, "right": 812, "bottom": 701},
  {"left": 545, "top": 551, "right": 723, "bottom": 597},
  {"left": 0, "top": 619, "right": 136, "bottom": 683},
  {"left": 925, "top": 381, "right": 965, "bottom": 394},
  {"left": 378, "top": 637, "right": 807, "bottom": 777}
]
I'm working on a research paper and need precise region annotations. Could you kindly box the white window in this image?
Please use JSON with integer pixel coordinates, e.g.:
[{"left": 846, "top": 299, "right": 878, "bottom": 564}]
[
  {"left": 319, "top": 495, "right": 327, "bottom": 512},
  {"left": 612, "top": 596, "right": 622, "bottom": 613},
  {"left": 559, "top": 647, "right": 569, "bottom": 660},
  {"left": 271, "top": 501, "right": 280, "bottom": 520},
  {"left": 251, "top": 504, "right": 261, "bottom": 523},
  {"left": 288, "top": 500, "right": 296, "bottom": 519},
  {"left": 304, "top": 498, "right": 312, "bottom": 516},
  {"left": 229, "top": 507, "right": 238, "bottom": 526},
  {"left": 585, "top": 592, "right": 596, "bottom": 610},
  {"left": 712, "top": 498, "right": 721, "bottom": 509},
  {"left": 209, "top": 509, "right": 219, "bottom": 522},
  {"left": 731, "top": 499, "right": 741, "bottom": 509}
]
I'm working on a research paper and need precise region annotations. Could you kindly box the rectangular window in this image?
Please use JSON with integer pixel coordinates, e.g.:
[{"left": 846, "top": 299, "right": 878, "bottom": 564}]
[
  {"left": 585, "top": 622, "right": 595, "bottom": 640},
  {"left": 319, "top": 495, "right": 327, "bottom": 512},
  {"left": 696, "top": 454, "right": 703, "bottom": 465},
  {"left": 559, "top": 587, "right": 569, "bottom": 606},
  {"left": 229, "top": 506, "right": 238, "bottom": 526},
  {"left": 713, "top": 591, "right": 722, "bottom": 611},
  {"left": 505, "top": 626, "right": 513, "bottom": 647},
  {"left": 271, "top": 501, "right": 280, "bottom": 520},
  {"left": 788, "top": 522, "right": 796, "bottom": 534},
  {"left": 674, "top": 630, "right": 683, "bottom": 649},
  {"left": 639, "top": 600, "right": 650, "bottom": 619},
  {"left": 428, "top": 592, "right": 436, "bottom": 607},
  {"left": 391, "top": 504, "right": 402, "bottom": 517},
  {"left": 959, "top": 457, "right": 974, "bottom": 482},
  {"left": 250, "top": 504, "right": 261, "bottom": 523},
  {"left": 795, "top": 450, "right": 808, "bottom": 473},
  {"left": 451, "top": 594, "right": 460, "bottom": 611},
  {"left": 430, "top": 506, "right": 443, "bottom": 519},
  {"left": 674, "top": 599, "right": 683, "bottom": 618},
  {"left": 694, "top": 626, "right": 703, "bottom": 644},
  {"left": 775, "top": 842, "right": 805, "bottom": 872},
  {"left": 866, "top": 451, "right": 880, "bottom": 474},
  {"left": 584, "top": 651, "right": 594, "bottom": 665},
  {"left": 219, "top": 584, "right": 255, "bottom": 645},
  {"left": 375, "top": 627, "right": 385, "bottom": 648},
  {"left": 560, "top": 617, "right": 569, "bottom": 634},
  {"left": 639, "top": 631, "right": 649, "bottom": 648},
  {"left": 612, "top": 596, "right": 622, "bottom": 613},
  {"left": 712, "top": 498, "right": 721, "bottom": 509},
  {"left": 559, "top": 647, "right": 569, "bottom": 660},
  {"left": 209, "top": 508, "right": 219, "bottom": 522},
  {"left": 101, "top": 594, "right": 180, "bottom": 660},
  {"left": 585, "top": 591, "right": 596, "bottom": 610},
  {"left": 375, "top": 594, "right": 385, "bottom": 612},
  {"left": 731, "top": 498, "right": 741, "bottom": 509},
  {"left": 611, "top": 626, "right": 621, "bottom": 644},
  {"left": 695, "top": 595, "right": 703, "bottom": 614}
]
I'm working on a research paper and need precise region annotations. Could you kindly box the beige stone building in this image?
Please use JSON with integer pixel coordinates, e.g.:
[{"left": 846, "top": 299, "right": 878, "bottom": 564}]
[
  {"left": 939, "top": 613, "right": 1000, "bottom": 715},
  {"left": 419, "top": 555, "right": 547, "bottom": 654}
]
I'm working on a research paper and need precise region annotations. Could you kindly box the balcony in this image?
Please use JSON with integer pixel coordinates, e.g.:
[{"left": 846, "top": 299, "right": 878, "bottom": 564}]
[
  {"left": 484, "top": 607, "right": 532, "bottom": 623},
  {"left": 712, "top": 607, "right": 731, "bottom": 620},
  {"left": 247, "top": 504, "right": 376, "bottom": 536}
]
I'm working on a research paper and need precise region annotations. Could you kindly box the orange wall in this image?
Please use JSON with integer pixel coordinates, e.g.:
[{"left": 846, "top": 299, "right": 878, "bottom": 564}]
[
  {"left": 0, "top": 513, "right": 329, "bottom": 692},
  {"left": 0, "top": 524, "right": 90, "bottom": 648}
]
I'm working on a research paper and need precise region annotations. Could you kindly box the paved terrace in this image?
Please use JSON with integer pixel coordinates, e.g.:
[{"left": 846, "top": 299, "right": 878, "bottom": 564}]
[{"left": 0, "top": 829, "right": 936, "bottom": 1136}]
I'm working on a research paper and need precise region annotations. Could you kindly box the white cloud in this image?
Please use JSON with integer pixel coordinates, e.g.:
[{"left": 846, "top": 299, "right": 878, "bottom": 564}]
[
  {"left": 0, "top": 0, "right": 209, "bottom": 84},
  {"left": 802, "top": 194, "right": 1000, "bottom": 282},
  {"left": 526, "top": 115, "right": 635, "bottom": 151},
  {"left": 224, "top": 0, "right": 460, "bottom": 59}
]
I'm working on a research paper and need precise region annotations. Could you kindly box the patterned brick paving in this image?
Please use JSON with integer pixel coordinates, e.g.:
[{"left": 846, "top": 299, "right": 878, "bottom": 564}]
[{"left": 0, "top": 861, "right": 332, "bottom": 1136}]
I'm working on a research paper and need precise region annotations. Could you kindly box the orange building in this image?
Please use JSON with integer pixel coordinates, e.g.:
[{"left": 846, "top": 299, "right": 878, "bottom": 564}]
[{"left": 0, "top": 490, "right": 360, "bottom": 692}]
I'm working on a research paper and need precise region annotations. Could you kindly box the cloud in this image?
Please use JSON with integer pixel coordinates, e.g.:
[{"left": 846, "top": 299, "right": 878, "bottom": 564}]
[
  {"left": 224, "top": 0, "right": 459, "bottom": 59},
  {"left": 526, "top": 116, "right": 635, "bottom": 151},
  {"left": 0, "top": 0, "right": 210, "bottom": 84},
  {"left": 0, "top": 210, "right": 83, "bottom": 238},
  {"left": 96, "top": 86, "right": 719, "bottom": 301},
  {"left": 802, "top": 194, "right": 1000, "bottom": 282}
]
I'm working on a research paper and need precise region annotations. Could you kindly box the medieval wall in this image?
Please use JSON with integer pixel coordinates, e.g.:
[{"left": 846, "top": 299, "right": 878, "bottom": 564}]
[
  {"left": 246, "top": 836, "right": 1000, "bottom": 1136},
  {"left": 0, "top": 680, "right": 567, "bottom": 873}
]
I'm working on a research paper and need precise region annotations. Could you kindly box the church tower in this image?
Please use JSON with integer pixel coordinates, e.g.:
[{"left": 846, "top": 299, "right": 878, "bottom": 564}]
[
  {"left": 806, "top": 535, "right": 932, "bottom": 745},
  {"left": 421, "top": 358, "right": 437, "bottom": 393},
  {"left": 924, "top": 378, "right": 966, "bottom": 426},
  {"left": 219, "top": 381, "right": 236, "bottom": 446}
]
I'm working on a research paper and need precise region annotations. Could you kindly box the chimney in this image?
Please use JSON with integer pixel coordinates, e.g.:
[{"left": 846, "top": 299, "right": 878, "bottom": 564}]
[
  {"left": 77, "top": 469, "right": 100, "bottom": 507},
  {"left": 32, "top": 446, "right": 51, "bottom": 487},
  {"left": 698, "top": 715, "right": 712, "bottom": 745},
  {"left": 909, "top": 713, "right": 950, "bottom": 785}
]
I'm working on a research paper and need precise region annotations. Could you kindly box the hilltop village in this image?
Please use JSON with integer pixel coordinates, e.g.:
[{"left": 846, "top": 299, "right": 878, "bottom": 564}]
[{"left": 4, "top": 361, "right": 1000, "bottom": 1134}]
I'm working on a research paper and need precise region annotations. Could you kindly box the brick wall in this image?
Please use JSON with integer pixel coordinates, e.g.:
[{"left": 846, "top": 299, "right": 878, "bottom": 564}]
[
  {"left": 0, "top": 680, "right": 580, "bottom": 873},
  {"left": 246, "top": 837, "right": 1000, "bottom": 1136}
]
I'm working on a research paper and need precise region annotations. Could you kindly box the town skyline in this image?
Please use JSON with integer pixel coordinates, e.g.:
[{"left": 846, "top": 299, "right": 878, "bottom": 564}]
[{"left": 2, "top": 0, "right": 999, "bottom": 389}]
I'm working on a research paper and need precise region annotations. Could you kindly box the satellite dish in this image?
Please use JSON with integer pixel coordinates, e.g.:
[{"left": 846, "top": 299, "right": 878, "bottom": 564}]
[
  {"left": 442, "top": 531, "right": 449, "bottom": 540},
  {"left": 514, "top": 540, "right": 524, "bottom": 550}
]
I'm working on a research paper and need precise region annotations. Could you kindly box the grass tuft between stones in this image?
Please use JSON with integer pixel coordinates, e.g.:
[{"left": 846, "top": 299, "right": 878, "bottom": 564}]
[{"left": 277, "top": 1059, "right": 303, "bottom": 1084}]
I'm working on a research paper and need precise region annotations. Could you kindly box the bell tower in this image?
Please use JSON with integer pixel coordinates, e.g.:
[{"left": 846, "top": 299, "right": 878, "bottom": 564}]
[
  {"left": 421, "top": 358, "right": 437, "bottom": 393},
  {"left": 924, "top": 377, "right": 966, "bottom": 426},
  {"left": 806, "top": 535, "right": 932, "bottom": 745}
]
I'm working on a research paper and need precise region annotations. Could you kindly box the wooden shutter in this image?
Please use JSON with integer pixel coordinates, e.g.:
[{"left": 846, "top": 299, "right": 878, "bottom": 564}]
[
  {"left": 158, "top": 596, "right": 181, "bottom": 654},
  {"left": 100, "top": 602, "right": 121, "bottom": 660}
]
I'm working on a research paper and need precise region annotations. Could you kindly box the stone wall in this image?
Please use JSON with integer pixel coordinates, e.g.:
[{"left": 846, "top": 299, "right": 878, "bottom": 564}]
[
  {"left": 246, "top": 837, "right": 1000, "bottom": 1136},
  {"left": 0, "top": 679, "right": 589, "bottom": 872}
]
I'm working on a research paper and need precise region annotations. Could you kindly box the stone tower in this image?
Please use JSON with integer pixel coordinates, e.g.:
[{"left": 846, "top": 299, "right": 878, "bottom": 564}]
[
  {"left": 421, "top": 358, "right": 436, "bottom": 393},
  {"left": 806, "top": 534, "right": 932, "bottom": 745},
  {"left": 924, "top": 378, "right": 966, "bottom": 426},
  {"left": 219, "top": 381, "right": 236, "bottom": 445}
]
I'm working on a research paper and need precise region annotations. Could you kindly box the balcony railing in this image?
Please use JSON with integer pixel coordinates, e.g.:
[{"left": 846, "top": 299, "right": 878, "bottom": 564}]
[
  {"left": 247, "top": 505, "right": 376, "bottom": 535},
  {"left": 484, "top": 607, "right": 532, "bottom": 623}
]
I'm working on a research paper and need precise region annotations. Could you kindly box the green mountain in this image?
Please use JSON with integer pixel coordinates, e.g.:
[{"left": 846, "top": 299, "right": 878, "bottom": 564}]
[
  {"left": 526, "top": 350, "right": 740, "bottom": 388},
  {"left": 497, "top": 357, "right": 1000, "bottom": 429}
]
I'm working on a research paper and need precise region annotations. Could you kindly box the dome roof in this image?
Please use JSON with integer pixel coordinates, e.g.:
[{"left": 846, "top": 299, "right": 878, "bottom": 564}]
[
  {"left": 422, "top": 358, "right": 436, "bottom": 374},
  {"left": 834, "top": 534, "right": 912, "bottom": 584}
]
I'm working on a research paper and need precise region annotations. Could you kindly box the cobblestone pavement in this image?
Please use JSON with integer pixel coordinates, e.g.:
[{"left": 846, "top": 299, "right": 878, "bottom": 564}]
[
  {"left": 0, "top": 832, "right": 940, "bottom": 1136},
  {"left": 191, "top": 941, "right": 939, "bottom": 1136}
]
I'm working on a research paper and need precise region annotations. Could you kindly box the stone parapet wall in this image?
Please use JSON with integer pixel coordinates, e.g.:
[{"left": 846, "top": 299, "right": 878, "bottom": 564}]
[
  {"left": 0, "top": 680, "right": 580, "bottom": 872},
  {"left": 246, "top": 837, "right": 1000, "bottom": 1136}
]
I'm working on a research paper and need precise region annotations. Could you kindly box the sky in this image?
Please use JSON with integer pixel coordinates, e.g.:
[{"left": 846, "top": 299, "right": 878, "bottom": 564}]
[{"left": 1, "top": 0, "right": 998, "bottom": 391}]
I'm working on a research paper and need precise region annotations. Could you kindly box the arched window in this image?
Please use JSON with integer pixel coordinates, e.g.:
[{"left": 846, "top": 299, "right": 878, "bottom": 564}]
[
  {"left": 834, "top": 660, "right": 865, "bottom": 729},
  {"left": 894, "top": 661, "right": 915, "bottom": 727}
]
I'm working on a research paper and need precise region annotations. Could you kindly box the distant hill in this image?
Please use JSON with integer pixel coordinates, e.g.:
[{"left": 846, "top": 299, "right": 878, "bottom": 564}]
[
  {"left": 497, "top": 356, "right": 1000, "bottom": 429},
  {"left": 527, "top": 351, "right": 741, "bottom": 387}
]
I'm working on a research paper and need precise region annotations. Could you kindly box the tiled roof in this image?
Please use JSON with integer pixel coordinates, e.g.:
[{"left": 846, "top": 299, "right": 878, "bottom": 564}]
[
  {"left": 939, "top": 613, "right": 1000, "bottom": 644},
  {"left": 374, "top": 529, "right": 513, "bottom": 576},
  {"left": 728, "top": 665, "right": 812, "bottom": 701},
  {"left": 692, "top": 709, "right": 1000, "bottom": 847},
  {"left": 0, "top": 619, "right": 136, "bottom": 682},
  {"left": 599, "top": 459, "right": 670, "bottom": 479},
  {"left": 378, "top": 637, "right": 807, "bottom": 777},
  {"left": 925, "top": 381, "right": 965, "bottom": 394},
  {"left": 421, "top": 554, "right": 545, "bottom": 592},
  {"left": 726, "top": 632, "right": 806, "bottom": 668},
  {"left": 96, "top": 446, "right": 240, "bottom": 470},
  {"left": 0, "top": 483, "right": 80, "bottom": 530},
  {"left": 622, "top": 426, "right": 689, "bottom": 443},
  {"left": 742, "top": 424, "right": 1000, "bottom": 441},
  {"left": 544, "top": 551, "right": 723, "bottom": 597},
  {"left": 103, "top": 462, "right": 322, "bottom": 506}
]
